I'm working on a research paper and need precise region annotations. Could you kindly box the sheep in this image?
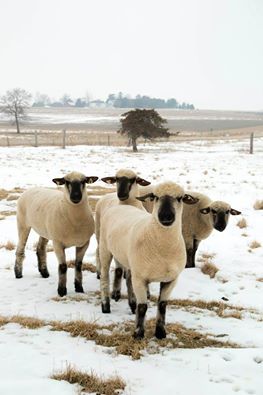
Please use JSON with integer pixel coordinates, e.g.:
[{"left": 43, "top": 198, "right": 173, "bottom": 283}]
[
  {"left": 182, "top": 192, "right": 241, "bottom": 268},
  {"left": 14, "top": 171, "right": 99, "bottom": 296},
  {"left": 139, "top": 186, "right": 241, "bottom": 268},
  {"left": 99, "top": 181, "right": 198, "bottom": 339},
  {"left": 95, "top": 168, "right": 150, "bottom": 307}
]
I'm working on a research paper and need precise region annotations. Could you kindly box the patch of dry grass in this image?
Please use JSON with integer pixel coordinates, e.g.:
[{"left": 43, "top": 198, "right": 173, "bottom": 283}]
[
  {"left": 0, "top": 240, "right": 16, "bottom": 250},
  {"left": 201, "top": 262, "right": 219, "bottom": 279},
  {"left": 0, "top": 188, "right": 24, "bottom": 201},
  {"left": 0, "top": 210, "right": 15, "bottom": 217},
  {"left": 249, "top": 240, "right": 261, "bottom": 249},
  {"left": 51, "top": 364, "right": 125, "bottom": 395},
  {"left": 256, "top": 278, "right": 263, "bottom": 282},
  {"left": 66, "top": 260, "right": 97, "bottom": 273},
  {"left": 236, "top": 218, "right": 247, "bottom": 229},
  {"left": 0, "top": 313, "right": 239, "bottom": 360},
  {"left": 253, "top": 200, "right": 263, "bottom": 210},
  {"left": 0, "top": 315, "right": 45, "bottom": 329}
]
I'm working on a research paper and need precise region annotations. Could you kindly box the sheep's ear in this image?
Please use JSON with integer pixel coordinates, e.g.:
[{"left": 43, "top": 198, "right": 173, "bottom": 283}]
[
  {"left": 85, "top": 176, "right": 99, "bottom": 184},
  {"left": 230, "top": 208, "right": 241, "bottom": 215},
  {"left": 136, "top": 193, "right": 155, "bottom": 202},
  {"left": 101, "top": 176, "right": 117, "bottom": 184},
  {"left": 183, "top": 194, "right": 199, "bottom": 205},
  {"left": 136, "top": 177, "right": 151, "bottom": 186},
  {"left": 52, "top": 177, "right": 65, "bottom": 185},
  {"left": 200, "top": 207, "right": 210, "bottom": 214}
]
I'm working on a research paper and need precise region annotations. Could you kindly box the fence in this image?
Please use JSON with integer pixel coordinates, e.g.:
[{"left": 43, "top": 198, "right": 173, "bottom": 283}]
[{"left": 0, "top": 130, "right": 260, "bottom": 153}]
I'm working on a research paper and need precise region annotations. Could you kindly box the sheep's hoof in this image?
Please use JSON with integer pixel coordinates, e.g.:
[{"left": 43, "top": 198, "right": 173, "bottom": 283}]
[
  {"left": 58, "top": 286, "right": 67, "bottom": 297},
  {"left": 96, "top": 272, "right": 101, "bottom": 280},
  {"left": 101, "top": 298, "right": 111, "bottom": 313},
  {"left": 14, "top": 267, "right": 23, "bottom": 278},
  {"left": 40, "top": 268, "right": 50, "bottom": 278},
  {"left": 111, "top": 290, "right": 121, "bottom": 301},
  {"left": 75, "top": 282, "right": 84, "bottom": 293},
  {"left": 155, "top": 325, "right": 166, "bottom": 339},
  {"left": 133, "top": 329, "right": 145, "bottom": 340},
  {"left": 129, "top": 301, "right": 137, "bottom": 314}
]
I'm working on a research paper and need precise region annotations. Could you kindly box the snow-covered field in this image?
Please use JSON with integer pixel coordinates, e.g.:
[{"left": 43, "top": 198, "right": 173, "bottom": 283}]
[{"left": 0, "top": 138, "right": 262, "bottom": 394}]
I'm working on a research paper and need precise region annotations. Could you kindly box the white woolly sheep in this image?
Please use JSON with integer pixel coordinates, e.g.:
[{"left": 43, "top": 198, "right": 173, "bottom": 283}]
[
  {"left": 182, "top": 192, "right": 241, "bottom": 267},
  {"left": 139, "top": 187, "right": 241, "bottom": 268},
  {"left": 99, "top": 181, "right": 198, "bottom": 339},
  {"left": 14, "top": 171, "right": 98, "bottom": 296},
  {"left": 95, "top": 168, "right": 150, "bottom": 306}
]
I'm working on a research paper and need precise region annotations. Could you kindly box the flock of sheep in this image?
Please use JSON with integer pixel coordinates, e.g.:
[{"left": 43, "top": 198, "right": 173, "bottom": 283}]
[{"left": 14, "top": 169, "right": 241, "bottom": 340}]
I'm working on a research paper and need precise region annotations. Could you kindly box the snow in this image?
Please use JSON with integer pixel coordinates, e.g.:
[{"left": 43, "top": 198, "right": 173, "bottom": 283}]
[{"left": 0, "top": 138, "right": 263, "bottom": 394}]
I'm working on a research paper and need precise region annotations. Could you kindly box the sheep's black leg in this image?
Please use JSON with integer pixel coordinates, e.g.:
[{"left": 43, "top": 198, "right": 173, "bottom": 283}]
[
  {"left": 14, "top": 222, "right": 31, "bottom": 278},
  {"left": 100, "top": 247, "right": 112, "bottom": 313},
  {"left": 132, "top": 276, "right": 148, "bottom": 339},
  {"left": 75, "top": 241, "right": 90, "bottom": 293},
  {"left": 185, "top": 248, "right": 194, "bottom": 268},
  {"left": 134, "top": 303, "right": 147, "bottom": 340},
  {"left": 53, "top": 241, "right": 67, "bottom": 297},
  {"left": 126, "top": 269, "right": 136, "bottom": 313},
  {"left": 111, "top": 259, "right": 123, "bottom": 301},
  {"left": 36, "top": 236, "right": 49, "bottom": 278},
  {"left": 155, "top": 279, "right": 177, "bottom": 339}
]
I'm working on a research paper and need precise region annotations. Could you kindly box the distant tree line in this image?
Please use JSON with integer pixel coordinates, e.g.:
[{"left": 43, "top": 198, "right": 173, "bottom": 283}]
[
  {"left": 106, "top": 93, "right": 195, "bottom": 109},
  {"left": 31, "top": 91, "right": 194, "bottom": 109}
]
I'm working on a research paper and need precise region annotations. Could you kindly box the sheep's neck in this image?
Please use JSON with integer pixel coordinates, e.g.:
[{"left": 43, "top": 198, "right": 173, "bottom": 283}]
[{"left": 144, "top": 217, "right": 183, "bottom": 252}]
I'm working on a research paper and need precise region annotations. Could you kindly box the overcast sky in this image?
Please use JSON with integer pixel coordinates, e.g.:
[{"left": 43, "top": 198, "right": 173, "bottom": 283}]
[{"left": 0, "top": 0, "right": 262, "bottom": 110}]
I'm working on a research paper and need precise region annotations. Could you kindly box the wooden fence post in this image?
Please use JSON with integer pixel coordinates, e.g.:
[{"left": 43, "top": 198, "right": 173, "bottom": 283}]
[
  {"left": 249, "top": 132, "right": 254, "bottom": 154},
  {"left": 34, "top": 130, "right": 38, "bottom": 147},
  {"left": 7, "top": 137, "right": 10, "bottom": 147},
  {"left": 107, "top": 135, "right": 110, "bottom": 146},
  {"left": 62, "top": 129, "right": 66, "bottom": 149}
]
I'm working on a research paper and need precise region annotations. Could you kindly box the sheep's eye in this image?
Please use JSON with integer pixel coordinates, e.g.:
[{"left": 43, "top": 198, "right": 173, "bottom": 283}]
[
  {"left": 177, "top": 196, "right": 182, "bottom": 202},
  {"left": 211, "top": 209, "right": 217, "bottom": 214},
  {"left": 225, "top": 210, "right": 229, "bottom": 214}
]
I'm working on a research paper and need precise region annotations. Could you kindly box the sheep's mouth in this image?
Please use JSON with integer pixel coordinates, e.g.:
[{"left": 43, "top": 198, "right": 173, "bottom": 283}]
[
  {"left": 118, "top": 195, "right": 129, "bottom": 201},
  {"left": 214, "top": 223, "right": 226, "bottom": 232},
  {"left": 71, "top": 198, "right": 82, "bottom": 204},
  {"left": 160, "top": 219, "right": 175, "bottom": 226}
]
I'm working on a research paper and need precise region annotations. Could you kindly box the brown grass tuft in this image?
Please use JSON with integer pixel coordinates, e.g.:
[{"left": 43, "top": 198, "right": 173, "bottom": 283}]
[
  {"left": 0, "top": 240, "right": 16, "bottom": 250},
  {"left": 249, "top": 240, "right": 261, "bottom": 249},
  {"left": 253, "top": 200, "right": 263, "bottom": 210},
  {"left": 256, "top": 278, "right": 263, "bottom": 282},
  {"left": 236, "top": 218, "right": 247, "bottom": 229},
  {"left": 201, "top": 262, "right": 219, "bottom": 278},
  {"left": 51, "top": 364, "right": 125, "bottom": 395},
  {"left": 0, "top": 315, "right": 45, "bottom": 329},
  {"left": 66, "top": 260, "right": 97, "bottom": 273}
]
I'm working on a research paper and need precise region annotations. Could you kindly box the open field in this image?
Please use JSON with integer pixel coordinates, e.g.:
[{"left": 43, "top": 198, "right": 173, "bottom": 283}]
[
  {"left": 1, "top": 108, "right": 263, "bottom": 147},
  {"left": 0, "top": 139, "right": 262, "bottom": 394}
]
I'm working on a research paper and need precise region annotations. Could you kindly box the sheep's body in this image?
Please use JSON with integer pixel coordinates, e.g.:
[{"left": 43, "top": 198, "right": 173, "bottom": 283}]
[
  {"left": 139, "top": 186, "right": 241, "bottom": 268},
  {"left": 95, "top": 169, "right": 150, "bottom": 304},
  {"left": 99, "top": 181, "right": 197, "bottom": 339},
  {"left": 15, "top": 171, "right": 98, "bottom": 296},
  {"left": 17, "top": 187, "right": 94, "bottom": 246}
]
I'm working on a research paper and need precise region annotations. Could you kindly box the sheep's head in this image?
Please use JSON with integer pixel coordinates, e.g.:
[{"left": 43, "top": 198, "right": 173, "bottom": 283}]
[
  {"left": 200, "top": 201, "right": 241, "bottom": 231},
  {"left": 101, "top": 168, "right": 151, "bottom": 201},
  {"left": 52, "top": 171, "right": 98, "bottom": 204},
  {"left": 137, "top": 181, "right": 198, "bottom": 227}
]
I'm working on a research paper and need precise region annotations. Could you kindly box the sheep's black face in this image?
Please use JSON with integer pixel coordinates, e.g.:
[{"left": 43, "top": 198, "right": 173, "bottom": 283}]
[
  {"left": 212, "top": 210, "right": 228, "bottom": 232},
  {"left": 116, "top": 177, "right": 136, "bottom": 201},
  {"left": 158, "top": 195, "right": 176, "bottom": 226},
  {"left": 66, "top": 180, "right": 84, "bottom": 204}
]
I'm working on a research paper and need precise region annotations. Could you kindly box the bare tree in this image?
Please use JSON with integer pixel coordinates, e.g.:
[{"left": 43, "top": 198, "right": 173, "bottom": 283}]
[{"left": 0, "top": 88, "right": 31, "bottom": 133}]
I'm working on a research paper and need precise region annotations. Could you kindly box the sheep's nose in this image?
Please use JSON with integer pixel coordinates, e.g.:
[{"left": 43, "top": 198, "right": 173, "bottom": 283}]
[{"left": 158, "top": 212, "right": 175, "bottom": 226}]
